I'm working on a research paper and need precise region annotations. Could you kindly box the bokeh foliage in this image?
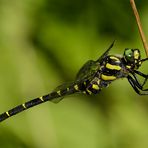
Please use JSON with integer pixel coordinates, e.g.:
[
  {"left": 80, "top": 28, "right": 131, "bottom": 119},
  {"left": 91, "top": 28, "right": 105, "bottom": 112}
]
[{"left": 0, "top": 0, "right": 148, "bottom": 148}]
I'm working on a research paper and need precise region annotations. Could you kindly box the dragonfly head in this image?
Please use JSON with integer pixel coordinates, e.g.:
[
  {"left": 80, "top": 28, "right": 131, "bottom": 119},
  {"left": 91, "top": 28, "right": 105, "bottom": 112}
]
[{"left": 123, "top": 48, "right": 141, "bottom": 69}]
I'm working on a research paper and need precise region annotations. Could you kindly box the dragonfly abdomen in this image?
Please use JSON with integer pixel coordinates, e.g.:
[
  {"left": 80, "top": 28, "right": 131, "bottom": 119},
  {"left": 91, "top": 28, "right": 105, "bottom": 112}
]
[
  {"left": 0, "top": 93, "right": 56, "bottom": 122},
  {"left": 0, "top": 84, "right": 82, "bottom": 122}
]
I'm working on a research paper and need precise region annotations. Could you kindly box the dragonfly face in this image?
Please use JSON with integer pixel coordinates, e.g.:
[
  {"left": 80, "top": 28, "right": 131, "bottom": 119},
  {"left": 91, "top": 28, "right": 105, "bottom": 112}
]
[{"left": 123, "top": 48, "right": 141, "bottom": 69}]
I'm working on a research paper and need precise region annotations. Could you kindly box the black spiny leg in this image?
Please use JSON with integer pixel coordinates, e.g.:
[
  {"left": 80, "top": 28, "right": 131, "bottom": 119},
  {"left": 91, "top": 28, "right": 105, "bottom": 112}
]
[
  {"left": 141, "top": 58, "right": 148, "bottom": 62},
  {"left": 133, "top": 70, "right": 148, "bottom": 87},
  {"left": 127, "top": 75, "right": 148, "bottom": 95}
]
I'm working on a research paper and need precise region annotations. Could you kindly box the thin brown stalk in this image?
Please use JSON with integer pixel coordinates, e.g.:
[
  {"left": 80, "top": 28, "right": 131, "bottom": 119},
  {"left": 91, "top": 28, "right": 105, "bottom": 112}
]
[{"left": 130, "top": 0, "right": 148, "bottom": 57}]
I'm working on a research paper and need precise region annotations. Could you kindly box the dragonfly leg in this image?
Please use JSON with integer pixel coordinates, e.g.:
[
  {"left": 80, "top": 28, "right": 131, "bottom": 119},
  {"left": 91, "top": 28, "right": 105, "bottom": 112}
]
[
  {"left": 127, "top": 75, "right": 148, "bottom": 95},
  {"left": 133, "top": 70, "right": 148, "bottom": 89}
]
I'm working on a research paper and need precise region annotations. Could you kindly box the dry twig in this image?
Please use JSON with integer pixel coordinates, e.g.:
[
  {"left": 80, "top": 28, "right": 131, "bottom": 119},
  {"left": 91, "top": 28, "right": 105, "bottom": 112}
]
[{"left": 130, "top": 0, "right": 148, "bottom": 57}]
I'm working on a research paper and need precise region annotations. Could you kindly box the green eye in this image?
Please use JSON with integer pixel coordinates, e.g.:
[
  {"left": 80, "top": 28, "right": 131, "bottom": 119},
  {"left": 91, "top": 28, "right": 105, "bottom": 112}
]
[
  {"left": 124, "top": 49, "right": 133, "bottom": 60},
  {"left": 125, "top": 49, "right": 132, "bottom": 57}
]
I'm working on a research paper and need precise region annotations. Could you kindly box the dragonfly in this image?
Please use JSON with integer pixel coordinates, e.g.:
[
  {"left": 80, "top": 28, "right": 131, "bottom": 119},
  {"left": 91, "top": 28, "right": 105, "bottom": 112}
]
[{"left": 0, "top": 41, "right": 148, "bottom": 122}]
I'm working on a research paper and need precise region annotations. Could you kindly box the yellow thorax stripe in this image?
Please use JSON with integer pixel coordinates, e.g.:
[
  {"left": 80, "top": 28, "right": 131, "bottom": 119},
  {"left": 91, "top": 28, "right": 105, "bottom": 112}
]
[
  {"left": 106, "top": 63, "right": 121, "bottom": 70},
  {"left": 86, "top": 89, "right": 92, "bottom": 95},
  {"left": 74, "top": 85, "right": 79, "bottom": 90},
  {"left": 109, "top": 56, "right": 120, "bottom": 61},
  {"left": 126, "top": 65, "right": 131, "bottom": 69},
  {"left": 92, "top": 84, "right": 99, "bottom": 90},
  {"left": 101, "top": 74, "right": 116, "bottom": 81}
]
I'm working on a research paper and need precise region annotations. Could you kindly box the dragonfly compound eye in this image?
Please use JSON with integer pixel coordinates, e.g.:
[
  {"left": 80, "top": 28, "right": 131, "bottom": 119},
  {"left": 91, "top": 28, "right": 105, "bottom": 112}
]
[{"left": 124, "top": 48, "right": 134, "bottom": 63}]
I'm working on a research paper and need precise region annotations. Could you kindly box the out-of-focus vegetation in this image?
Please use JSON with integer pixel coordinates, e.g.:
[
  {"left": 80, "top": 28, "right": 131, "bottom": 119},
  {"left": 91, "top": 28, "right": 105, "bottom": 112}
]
[{"left": 0, "top": 0, "right": 148, "bottom": 147}]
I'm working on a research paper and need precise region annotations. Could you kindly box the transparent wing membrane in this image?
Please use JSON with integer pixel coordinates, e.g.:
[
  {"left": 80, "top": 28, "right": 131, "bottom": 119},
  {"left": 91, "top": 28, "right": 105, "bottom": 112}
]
[
  {"left": 76, "top": 60, "right": 99, "bottom": 81},
  {"left": 51, "top": 81, "right": 81, "bottom": 103},
  {"left": 96, "top": 40, "right": 115, "bottom": 63}
]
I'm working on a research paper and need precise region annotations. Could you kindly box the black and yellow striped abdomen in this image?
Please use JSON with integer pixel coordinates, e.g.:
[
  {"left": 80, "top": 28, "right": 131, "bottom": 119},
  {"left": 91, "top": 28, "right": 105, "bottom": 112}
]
[{"left": 0, "top": 83, "right": 84, "bottom": 122}]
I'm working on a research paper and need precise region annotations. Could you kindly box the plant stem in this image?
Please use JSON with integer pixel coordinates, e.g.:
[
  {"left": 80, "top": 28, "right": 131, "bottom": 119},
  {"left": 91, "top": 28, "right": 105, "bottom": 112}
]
[{"left": 130, "top": 0, "right": 148, "bottom": 57}]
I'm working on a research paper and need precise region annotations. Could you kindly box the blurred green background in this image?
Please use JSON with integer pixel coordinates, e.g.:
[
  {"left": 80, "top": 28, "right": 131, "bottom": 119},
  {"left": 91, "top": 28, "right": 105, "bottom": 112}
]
[{"left": 0, "top": 0, "right": 148, "bottom": 148}]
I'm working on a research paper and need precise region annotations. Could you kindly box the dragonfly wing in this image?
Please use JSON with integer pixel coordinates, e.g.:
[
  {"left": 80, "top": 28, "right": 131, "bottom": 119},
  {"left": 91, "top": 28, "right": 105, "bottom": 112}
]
[
  {"left": 75, "top": 60, "right": 100, "bottom": 81},
  {"left": 51, "top": 81, "right": 77, "bottom": 103},
  {"left": 96, "top": 40, "right": 115, "bottom": 63},
  {"left": 51, "top": 59, "right": 101, "bottom": 103},
  {"left": 51, "top": 42, "right": 115, "bottom": 103},
  {"left": 75, "top": 41, "right": 115, "bottom": 82},
  {"left": 50, "top": 95, "right": 63, "bottom": 103}
]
